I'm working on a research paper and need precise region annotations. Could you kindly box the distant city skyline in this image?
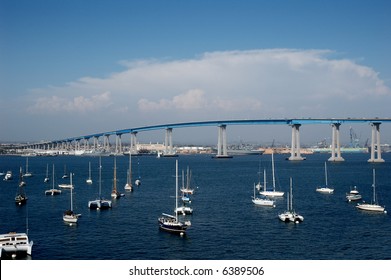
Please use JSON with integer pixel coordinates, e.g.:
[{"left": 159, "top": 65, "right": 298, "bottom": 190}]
[{"left": 1, "top": 0, "right": 390, "bottom": 143}]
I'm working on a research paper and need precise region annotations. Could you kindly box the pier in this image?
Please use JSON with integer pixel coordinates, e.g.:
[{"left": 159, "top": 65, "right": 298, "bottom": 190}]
[{"left": 19, "top": 118, "right": 391, "bottom": 162}]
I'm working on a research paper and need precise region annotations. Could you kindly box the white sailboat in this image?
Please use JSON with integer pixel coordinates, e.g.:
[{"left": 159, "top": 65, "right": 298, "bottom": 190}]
[
  {"left": 278, "top": 177, "right": 304, "bottom": 223},
  {"left": 44, "top": 164, "right": 49, "bottom": 183},
  {"left": 45, "top": 164, "right": 62, "bottom": 195},
  {"left": 252, "top": 169, "right": 275, "bottom": 207},
  {"left": 63, "top": 173, "right": 81, "bottom": 223},
  {"left": 111, "top": 157, "right": 122, "bottom": 199},
  {"left": 124, "top": 152, "right": 133, "bottom": 191},
  {"left": 316, "top": 162, "right": 334, "bottom": 194},
  {"left": 86, "top": 161, "right": 93, "bottom": 184},
  {"left": 88, "top": 157, "right": 112, "bottom": 210},
  {"left": 180, "top": 166, "right": 195, "bottom": 195},
  {"left": 158, "top": 160, "right": 191, "bottom": 235},
  {"left": 23, "top": 157, "right": 33, "bottom": 177},
  {"left": 259, "top": 152, "right": 284, "bottom": 197},
  {"left": 356, "top": 169, "right": 386, "bottom": 213}
]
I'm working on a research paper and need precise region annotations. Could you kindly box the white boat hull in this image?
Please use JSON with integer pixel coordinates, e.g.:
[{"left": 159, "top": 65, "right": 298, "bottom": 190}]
[
  {"left": 0, "top": 232, "right": 33, "bottom": 258},
  {"left": 356, "top": 203, "right": 385, "bottom": 212},
  {"left": 252, "top": 197, "right": 275, "bottom": 207},
  {"left": 259, "top": 191, "right": 284, "bottom": 197},
  {"left": 316, "top": 187, "right": 334, "bottom": 194}
]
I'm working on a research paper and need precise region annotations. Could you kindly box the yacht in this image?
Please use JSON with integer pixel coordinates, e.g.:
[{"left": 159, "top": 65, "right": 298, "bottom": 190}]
[
  {"left": 316, "top": 162, "right": 334, "bottom": 194},
  {"left": 88, "top": 157, "right": 112, "bottom": 210},
  {"left": 278, "top": 178, "right": 304, "bottom": 224},
  {"left": 45, "top": 164, "right": 62, "bottom": 196},
  {"left": 356, "top": 169, "right": 386, "bottom": 213},
  {"left": 346, "top": 186, "right": 362, "bottom": 202},
  {"left": 259, "top": 152, "right": 284, "bottom": 197},
  {"left": 0, "top": 232, "right": 33, "bottom": 258}
]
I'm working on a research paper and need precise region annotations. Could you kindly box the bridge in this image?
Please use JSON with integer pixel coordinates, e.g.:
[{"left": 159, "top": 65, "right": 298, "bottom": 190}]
[{"left": 24, "top": 118, "right": 391, "bottom": 162}]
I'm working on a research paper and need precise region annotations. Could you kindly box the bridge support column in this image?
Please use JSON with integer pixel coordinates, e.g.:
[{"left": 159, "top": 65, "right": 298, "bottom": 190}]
[
  {"left": 104, "top": 135, "right": 110, "bottom": 152},
  {"left": 328, "top": 123, "right": 344, "bottom": 162},
  {"left": 130, "top": 132, "right": 138, "bottom": 155},
  {"left": 288, "top": 124, "right": 304, "bottom": 161},
  {"left": 215, "top": 125, "right": 231, "bottom": 158},
  {"left": 93, "top": 136, "right": 98, "bottom": 150},
  {"left": 368, "top": 122, "right": 385, "bottom": 163},
  {"left": 164, "top": 128, "right": 175, "bottom": 156},
  {"left": 115, "top": 134, "right": 122, "bottom": 154}
]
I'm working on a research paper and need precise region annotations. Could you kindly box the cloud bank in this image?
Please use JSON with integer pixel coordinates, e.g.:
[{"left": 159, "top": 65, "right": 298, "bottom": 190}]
[{"left": 19, "top": 49, "right": 391, "bottom": 140}]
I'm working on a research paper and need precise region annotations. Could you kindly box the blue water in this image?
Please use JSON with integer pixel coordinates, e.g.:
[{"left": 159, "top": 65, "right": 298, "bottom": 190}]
[{"left": 1, "top": 153, "right": 390, "bottom": 260}]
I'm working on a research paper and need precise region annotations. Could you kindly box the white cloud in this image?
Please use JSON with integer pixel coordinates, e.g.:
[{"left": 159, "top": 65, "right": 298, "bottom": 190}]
[
  {"left": 20, "top": 49, "right": 391, "bottom": 141},
  {"left": 28, "top": 91, "right": 112, "bottom": 113}
]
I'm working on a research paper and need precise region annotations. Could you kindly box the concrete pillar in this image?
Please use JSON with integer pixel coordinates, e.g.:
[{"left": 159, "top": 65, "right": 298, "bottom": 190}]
[
  {"left": 328, "top": 123, "right": 344, "bottom": 162},
  {"left": 215, "top": 125, "right": 231, "bottom": 158},
  {"left": 164, "top": 128, "right": 175, "bottom": 156},
  {"left": 115, "top": 134, "right": 122, "bottom": 154},
  {"left": 289, "top": 124, "right": 304, "bottom": 161},
  {"left": 104, "top": 135, "right": 110, "bottom": 152},
  {"left": 130, "top": 132, "right": 138, "bottom": 155},
  {"left": 368, "top": 122, "right": 385, "bottom": 163}
]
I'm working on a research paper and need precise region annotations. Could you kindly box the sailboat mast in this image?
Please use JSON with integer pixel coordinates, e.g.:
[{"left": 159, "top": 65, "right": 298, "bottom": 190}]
[
  {"left": 263, "top": 169, "right": 267, "bottom": 192},
  {"left": 175, "top": 160, "right": 179, "bottom": 221},
  {"left": 290, "top": 177, "right": 293, "bottom": 211},
  {"left": 324, "top": 162, "right": 328, "bottom": 186},
  {"left": 52, "top": 164, "right": 55, "bottom": 189},
  {"left": 113, "top": 157, "right": 117, "bottom": 192},
  {"left": 99, "top": 157, "right": 102, "bottom": 198},
  {"left": 272, "top": 152, "right": 276, "bottom": 191},
  {"left": 372, "top": 168, "right": 376, "bottom": 204},
  {"left": 70, "top": 173, "right": 73, "bottom": 211}
]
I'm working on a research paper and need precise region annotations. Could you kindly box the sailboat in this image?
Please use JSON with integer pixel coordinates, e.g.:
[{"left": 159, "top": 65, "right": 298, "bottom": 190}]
[
  {"left": 111, "top": 157, "right": 123, "bottom": 199},
  {"left": 88, "top": 157, "right": 112, "bottom": 209},
  {"left": 124, "top": 152, "right": 133, "bottom": 191},
  {"left": 259, "top": 152, "right": 284, "bottom": 197},
  {"left": 175, "top": 170, "right": 194, "bottom": 215},
  {"left": 252, "top": 169, "right": 275, "bottom": 207},
  {"left": 23, "top": 157, "right": 33, "bottom": 177},
  {"left": 58, "top": 172, "right": 74, "bottom": 189},
  {"left": 45, "top": 164, "right": 62, "bottom": 195},
  {"left": 278, "top": 177, "right": 304, "bottom": 223},
  {"left": 158, "top": 160, "right": 191, "bottom": 235},
  {"left": 86, "top": 161, "right": 93, "bottom": 184},
  {"left": 316, "top": 162, "right": 334, "bottom": 194},
  {"left": 63, "top": 173, "right": 81, "bottom": 223},
  {"left": 180, "top": 166, "right": 195, "bottom": 194},
  {"left": 356, "top": 169, "right": 386, "bottom": 213},
  {"left": 44, "top": 164, "right": 50, "bottom": 183},
  {"left": 62, "top": 165, "right": 69, "bottom": 179},
  {"left": 15, "top": 167, "right": 28, "bottom": 205}
]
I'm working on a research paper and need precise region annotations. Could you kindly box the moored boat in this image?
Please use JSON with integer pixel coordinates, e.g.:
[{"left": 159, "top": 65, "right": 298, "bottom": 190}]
[
  {"left": 356, "top": 169, "right": 386, "bottom": 213},
  {"left": 0, "top": 232, "right": 33, "bottom": 259}
]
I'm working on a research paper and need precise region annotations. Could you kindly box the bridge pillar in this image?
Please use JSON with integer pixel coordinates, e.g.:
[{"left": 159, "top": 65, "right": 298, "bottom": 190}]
[
  {"left": 130, "top": 132, "right": 138, "bottom": 155},
  {"left": 164, "top": 128, "right": 175, "bottom": 156},
  {"left": 104, "top": 135, "right": 110, "bottom": 152},
  {"left": 115, "top": 134, "right": 122, "bottom": 154},
  {"left": 92, "top": 136, "right": 98, "bottom": 150},
  {"left": 288, "top": 124, "right": 304, "bottom": 161},
  {"left": 215, "top": 125, "right": 231, "bottom": 158},
  {"left": 368, "top": 122, "right": 385, "bottom": 163},
  {"left": 328, "top": 123, "right": 344, "bottom": 162}
]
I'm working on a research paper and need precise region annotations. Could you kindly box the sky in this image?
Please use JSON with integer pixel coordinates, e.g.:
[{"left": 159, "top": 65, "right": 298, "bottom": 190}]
[{"left": 1, "top": 0, "right": 391, "bottom": 146}]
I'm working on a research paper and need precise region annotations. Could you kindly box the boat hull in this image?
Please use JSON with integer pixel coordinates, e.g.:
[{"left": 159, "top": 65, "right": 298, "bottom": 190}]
[
  {"left": 252, "top": 198, "right": 275, "bottom": 207},
  {"left": 0, "top": 232, "right": 33, "bottom": 258},
  {"left": 316, "top": 187, "right": 334, "bottom": 194},
  {"left": 356, "top": 203, "right": 385, "bottom": 212},
  {"left": 260, "top": 191, "right": 284, "bottom": 197}
]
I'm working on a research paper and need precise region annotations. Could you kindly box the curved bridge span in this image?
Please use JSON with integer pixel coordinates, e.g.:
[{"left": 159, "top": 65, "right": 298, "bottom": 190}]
[{"left": 28, "top": 118, "right": 391, "bottom": 162}]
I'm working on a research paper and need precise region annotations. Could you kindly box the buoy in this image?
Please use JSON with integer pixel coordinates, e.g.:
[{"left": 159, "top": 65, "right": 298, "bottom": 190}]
[
  {"left": 295, "top": 220, "right": 299, "bottom": 224},
  {"left": 180, "top": 232, "right": 184, "bottom": 237},
  {"left": 384, "top": 210, "right": 387, "bottom": 214}
]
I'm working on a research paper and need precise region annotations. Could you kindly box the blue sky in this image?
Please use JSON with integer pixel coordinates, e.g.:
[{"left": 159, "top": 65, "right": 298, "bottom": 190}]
[{"left": 1, "top": 0, "right": 391, "bottom": 145}]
